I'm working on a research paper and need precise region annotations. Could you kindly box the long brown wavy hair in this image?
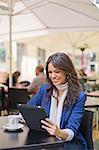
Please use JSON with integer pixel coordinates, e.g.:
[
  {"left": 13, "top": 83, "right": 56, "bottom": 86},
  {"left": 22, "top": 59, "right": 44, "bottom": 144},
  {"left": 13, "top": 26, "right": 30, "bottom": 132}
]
[{"left": 45, "top": 52, "right": 81, "bottom": 107}]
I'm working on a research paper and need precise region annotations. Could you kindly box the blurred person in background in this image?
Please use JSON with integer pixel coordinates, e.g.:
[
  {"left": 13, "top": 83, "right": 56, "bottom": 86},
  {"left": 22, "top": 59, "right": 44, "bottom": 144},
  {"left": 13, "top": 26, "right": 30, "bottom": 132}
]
[
  {"left": 0, "top": 72, "right": 9, "bottom": 92},
  {"left": 6, "top": 71, "right": 21, "bottom": 87},
  {"left": 78, "top": 68, "right": 87, "bottom": 78},
  {"left": 78, "top": 68, "right": 88, "bottom": 92},
  {"left": 28, "top": 65, "right": 46, "bottom": 95}
]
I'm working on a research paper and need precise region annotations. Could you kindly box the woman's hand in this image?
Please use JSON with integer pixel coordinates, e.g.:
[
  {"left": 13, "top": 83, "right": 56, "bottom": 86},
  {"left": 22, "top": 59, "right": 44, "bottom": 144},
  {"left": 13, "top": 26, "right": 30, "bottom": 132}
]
[
  {"left": 41, "top": 118, "right": 68, "bottom": 140},
  {"left": 41, "top": 118, "right": 59, "bottom": 136}
]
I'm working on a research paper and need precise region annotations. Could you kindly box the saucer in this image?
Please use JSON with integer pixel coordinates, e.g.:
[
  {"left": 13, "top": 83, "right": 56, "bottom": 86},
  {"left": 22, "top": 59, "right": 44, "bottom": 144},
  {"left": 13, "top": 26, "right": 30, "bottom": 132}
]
[{"left": 3, "top": 123, "right": 24, "bottom": 131}]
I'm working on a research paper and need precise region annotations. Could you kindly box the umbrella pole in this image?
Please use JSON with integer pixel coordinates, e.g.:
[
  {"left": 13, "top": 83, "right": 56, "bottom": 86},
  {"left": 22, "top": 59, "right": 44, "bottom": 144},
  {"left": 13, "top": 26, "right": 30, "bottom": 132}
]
[
  {"left": 9, "top": 11, "right": 12, "bottom": 87},
  {"left": 80, "top": 48, "right": 85, "bottom": 69}
]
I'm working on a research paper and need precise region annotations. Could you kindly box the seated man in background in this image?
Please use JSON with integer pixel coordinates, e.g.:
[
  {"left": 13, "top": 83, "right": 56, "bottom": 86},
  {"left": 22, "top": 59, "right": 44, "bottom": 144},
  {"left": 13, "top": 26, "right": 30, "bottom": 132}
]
[{"left": 28, "top": 65, "right": 46, "bottom": 95}]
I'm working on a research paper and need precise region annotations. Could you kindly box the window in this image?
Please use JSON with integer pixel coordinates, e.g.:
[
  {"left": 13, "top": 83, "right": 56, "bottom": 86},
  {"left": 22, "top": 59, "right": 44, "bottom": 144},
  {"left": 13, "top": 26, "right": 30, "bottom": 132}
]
[
  {"left": 37, "top": 47, "right": 46, "bottom": 65},
  {"left": 0, "top": 48, "right": 6, "bottom": 62}
]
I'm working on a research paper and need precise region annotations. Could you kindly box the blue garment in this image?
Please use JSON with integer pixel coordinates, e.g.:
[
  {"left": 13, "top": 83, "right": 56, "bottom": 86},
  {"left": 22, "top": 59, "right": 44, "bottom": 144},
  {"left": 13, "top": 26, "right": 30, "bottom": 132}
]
[{"left": 27, "top": 83, "right": 87, "bottom": 150}]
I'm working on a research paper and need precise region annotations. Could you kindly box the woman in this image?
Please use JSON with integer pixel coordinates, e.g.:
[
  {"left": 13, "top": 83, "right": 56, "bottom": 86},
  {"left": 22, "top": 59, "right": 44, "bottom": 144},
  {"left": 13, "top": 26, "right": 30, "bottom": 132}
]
[
  {"left": 27, "top": 52, "right": 87, "bottom": 150},
  {"left": 6, "top": 71, "right": 21, "bottom": 87}
]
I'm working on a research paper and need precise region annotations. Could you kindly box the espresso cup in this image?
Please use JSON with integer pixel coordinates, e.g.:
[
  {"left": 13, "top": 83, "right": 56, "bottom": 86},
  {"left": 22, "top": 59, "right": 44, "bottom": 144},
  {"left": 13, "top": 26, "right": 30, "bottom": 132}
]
[{"left": 8, "top": 115, "right": 19, "bottom": 128}]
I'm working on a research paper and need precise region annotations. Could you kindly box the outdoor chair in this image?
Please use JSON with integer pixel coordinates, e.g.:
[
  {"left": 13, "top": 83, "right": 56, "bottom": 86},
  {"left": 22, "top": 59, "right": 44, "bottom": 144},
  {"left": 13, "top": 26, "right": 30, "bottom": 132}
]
[
  {"left": 8, "top": 88, "right": 30, "bottom": 114},
  {"left": 0, "top": 87, "right": 3, "bottom": 112},
  {"left": 80, "top": 110, "right": 94, "bottom": 150},
  {"left": 0, "top": 87, "right": 5, "bottom": 111},
  {"left": 19, "top": 80, "right": 30, "bottom": 87}
]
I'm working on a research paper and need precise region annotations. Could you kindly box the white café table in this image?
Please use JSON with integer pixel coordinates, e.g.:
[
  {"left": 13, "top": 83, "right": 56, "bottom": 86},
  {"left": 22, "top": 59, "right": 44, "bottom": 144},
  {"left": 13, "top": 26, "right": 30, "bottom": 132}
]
[{"left": 85, "top": 91, "right": 99, "bottom": 130}]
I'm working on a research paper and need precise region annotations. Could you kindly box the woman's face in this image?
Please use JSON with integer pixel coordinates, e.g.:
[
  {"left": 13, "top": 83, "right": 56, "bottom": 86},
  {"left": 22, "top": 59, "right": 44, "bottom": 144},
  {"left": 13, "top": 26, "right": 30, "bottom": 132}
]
[{"left": 48, "top": 62, "right": 67, "bottom": 86}]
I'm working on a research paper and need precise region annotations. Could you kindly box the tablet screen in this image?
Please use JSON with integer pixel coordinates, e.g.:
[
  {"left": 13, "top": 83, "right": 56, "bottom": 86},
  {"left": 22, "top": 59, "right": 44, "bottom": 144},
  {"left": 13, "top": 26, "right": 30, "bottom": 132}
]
[{"left": 17, "top": 104, "right": 47, "bottom": 132}]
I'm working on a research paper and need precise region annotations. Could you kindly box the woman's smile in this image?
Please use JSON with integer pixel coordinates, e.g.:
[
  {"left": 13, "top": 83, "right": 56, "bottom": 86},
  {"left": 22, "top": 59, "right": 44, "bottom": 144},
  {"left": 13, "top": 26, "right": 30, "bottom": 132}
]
[{"left": 48, "top": 63, "right": 67, "bottom": 85}]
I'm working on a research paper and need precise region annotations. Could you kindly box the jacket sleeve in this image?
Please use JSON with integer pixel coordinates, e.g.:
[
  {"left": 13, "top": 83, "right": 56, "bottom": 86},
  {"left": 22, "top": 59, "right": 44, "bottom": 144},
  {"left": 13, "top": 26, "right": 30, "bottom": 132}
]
[
  {"left": 27, "top": 84, "right": 46, "bottom": 106},
  {"left": 65, "top": 92, "right": 87, "bottom": 135}
]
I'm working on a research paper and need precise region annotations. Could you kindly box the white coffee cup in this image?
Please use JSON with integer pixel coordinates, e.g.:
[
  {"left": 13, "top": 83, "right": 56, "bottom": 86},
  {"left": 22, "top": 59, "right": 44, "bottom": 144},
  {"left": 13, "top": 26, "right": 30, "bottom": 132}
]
[{"left": 8, "top": 115, "right": 19, "bottom": 128}]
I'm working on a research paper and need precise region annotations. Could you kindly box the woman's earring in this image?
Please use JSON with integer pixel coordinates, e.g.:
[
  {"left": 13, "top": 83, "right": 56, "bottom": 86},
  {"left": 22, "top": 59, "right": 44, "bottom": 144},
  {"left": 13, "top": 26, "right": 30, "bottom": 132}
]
[
  {"left": 68, "top": 73, "right": 71, "bottom": 79},
  {"left": 67, "top": 76, "right": 69, "bottom": 80}
]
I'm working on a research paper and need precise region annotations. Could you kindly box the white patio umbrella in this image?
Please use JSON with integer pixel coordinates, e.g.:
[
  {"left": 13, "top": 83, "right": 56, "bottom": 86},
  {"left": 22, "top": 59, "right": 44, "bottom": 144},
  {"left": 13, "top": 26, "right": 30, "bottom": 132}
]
[{"left": 0, "top": 0, "right": 99, "bottom": 86}]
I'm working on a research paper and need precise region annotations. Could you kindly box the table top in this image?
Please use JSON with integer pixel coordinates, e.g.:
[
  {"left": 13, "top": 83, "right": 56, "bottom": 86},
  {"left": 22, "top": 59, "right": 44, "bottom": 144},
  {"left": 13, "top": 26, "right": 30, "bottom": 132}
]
[
  {"left": 87, "top": 91, "right": 99, "bottom": 97},
  {"left": 85, "top": 91, "right": 99, "bottom": 108},
  {"left": 0, "top": 116, "right": 64, "bottom": 150}
]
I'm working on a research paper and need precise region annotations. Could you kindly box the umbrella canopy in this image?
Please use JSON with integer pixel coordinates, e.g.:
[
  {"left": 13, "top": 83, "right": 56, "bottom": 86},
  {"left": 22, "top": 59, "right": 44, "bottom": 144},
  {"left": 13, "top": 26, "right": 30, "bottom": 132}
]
[
  {"left": 18, "top": 31, "right": 99, "bottom": 54},
  {"left": 0, "top": 0, "right": 99, "bottom": 86},
  {"left": 0, "top": 0, "right": 99, "bottom": 41}
]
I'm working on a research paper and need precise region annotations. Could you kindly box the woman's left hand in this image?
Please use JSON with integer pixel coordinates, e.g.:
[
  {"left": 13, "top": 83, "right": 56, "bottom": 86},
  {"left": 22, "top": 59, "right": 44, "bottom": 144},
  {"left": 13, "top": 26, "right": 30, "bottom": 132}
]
[{"left": 41, "top": 118, "right": 60, "bottom": 137}]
